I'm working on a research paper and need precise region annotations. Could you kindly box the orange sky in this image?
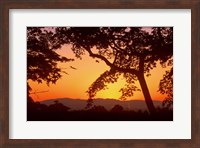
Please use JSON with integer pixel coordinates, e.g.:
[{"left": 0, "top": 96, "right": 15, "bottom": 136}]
[{"left": 29, "top": 44, "right": 171, "bottom": 102}]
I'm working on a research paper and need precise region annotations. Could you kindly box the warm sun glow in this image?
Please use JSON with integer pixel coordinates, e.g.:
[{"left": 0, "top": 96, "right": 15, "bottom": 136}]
[
  {"left": 27, "top": 27, "right": 173, "bottom": 121},
  {"left": 29, "top": 45, "right": 169, "bottom": 102}
]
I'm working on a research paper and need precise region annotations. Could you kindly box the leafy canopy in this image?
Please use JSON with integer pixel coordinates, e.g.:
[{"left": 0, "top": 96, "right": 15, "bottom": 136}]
[
  {"left": 27, "top": 27, "right": 73, "bottom": 87},
  {"left": 53, "top": 27, "right": 173, "bottom": 101}
]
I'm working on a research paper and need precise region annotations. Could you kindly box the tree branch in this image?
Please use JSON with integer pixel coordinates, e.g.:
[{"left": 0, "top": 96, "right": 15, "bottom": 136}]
[{"left": 85, "top": 47, "right": 139, "bottom": 75}]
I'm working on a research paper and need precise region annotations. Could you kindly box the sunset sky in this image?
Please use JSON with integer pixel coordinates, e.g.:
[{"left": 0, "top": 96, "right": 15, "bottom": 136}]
[{"left": 29, "top": 44, "right": 171, "bottom": 102}]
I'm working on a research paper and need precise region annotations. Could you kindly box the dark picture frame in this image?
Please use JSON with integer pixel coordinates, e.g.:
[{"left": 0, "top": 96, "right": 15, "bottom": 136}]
[{"left": 0, "top": 0, "right": 199, "bottom": 147}]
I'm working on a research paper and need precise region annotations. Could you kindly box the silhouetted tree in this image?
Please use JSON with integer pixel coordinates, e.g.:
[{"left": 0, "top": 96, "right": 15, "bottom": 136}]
[
  {"left": 50, "top": 27, "right": 173, "bottom": 115},
  {"left": 27, "top": 27, "right": 172, "bottom": 115},
  {"left": 159, "top": 67, "right": 173, "bottom": 108},
  {"left": 27, "top": 27, "right": 73, "bottom": 95}
]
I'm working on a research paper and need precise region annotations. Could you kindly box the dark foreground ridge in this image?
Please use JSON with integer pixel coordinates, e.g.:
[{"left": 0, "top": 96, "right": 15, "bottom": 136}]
[{"left": 27, "top": 98, "right": 173, "bottom": 121}]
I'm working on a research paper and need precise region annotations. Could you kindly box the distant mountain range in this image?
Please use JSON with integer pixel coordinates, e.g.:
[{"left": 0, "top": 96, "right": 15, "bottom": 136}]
[{"left": 40, "top": 98, "right": 163, "bottom": 111}]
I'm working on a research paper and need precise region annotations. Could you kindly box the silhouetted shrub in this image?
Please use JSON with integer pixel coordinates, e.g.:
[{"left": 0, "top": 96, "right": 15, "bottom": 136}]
[{"left": 88, "top": 105, "right": 107, "bottom": 112}]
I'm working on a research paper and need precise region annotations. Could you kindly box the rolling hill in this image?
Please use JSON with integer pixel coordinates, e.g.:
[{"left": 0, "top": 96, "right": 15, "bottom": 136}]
[{"left": 40, "top": 98, "right": 162, "bottom": 111}]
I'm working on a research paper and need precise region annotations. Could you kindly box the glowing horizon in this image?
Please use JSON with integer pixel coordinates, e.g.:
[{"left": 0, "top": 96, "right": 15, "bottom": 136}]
[{"left": 29, "top": 44, "right": 170, "bottom": 102}]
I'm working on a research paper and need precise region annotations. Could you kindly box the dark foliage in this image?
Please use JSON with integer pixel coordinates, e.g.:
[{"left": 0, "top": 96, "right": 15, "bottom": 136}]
[
  {"left": 159, "top": 67, "right": 173, "bottom": 108},
  {"left": 27, "top": 27, "right": 173, "bottom": 116},
  {"left": 27, "top": 27, "right": 73, "bottom": 94},
  {"left": 50, "top": 27, "right": 173, "bottom": 114},
  {"left": 28, "top": 99, "right": 172, "bottom": 121}
]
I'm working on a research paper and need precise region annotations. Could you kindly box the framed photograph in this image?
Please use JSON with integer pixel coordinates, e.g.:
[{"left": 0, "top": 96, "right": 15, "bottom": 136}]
[{"left": 0, "top": 0, "right": 199, "bottom": 147}]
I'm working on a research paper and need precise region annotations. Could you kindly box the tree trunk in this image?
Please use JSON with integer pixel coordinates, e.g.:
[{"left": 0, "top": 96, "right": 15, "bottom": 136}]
[{"left": 138, "top": 73, "right": 156, "bottom": 115}]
